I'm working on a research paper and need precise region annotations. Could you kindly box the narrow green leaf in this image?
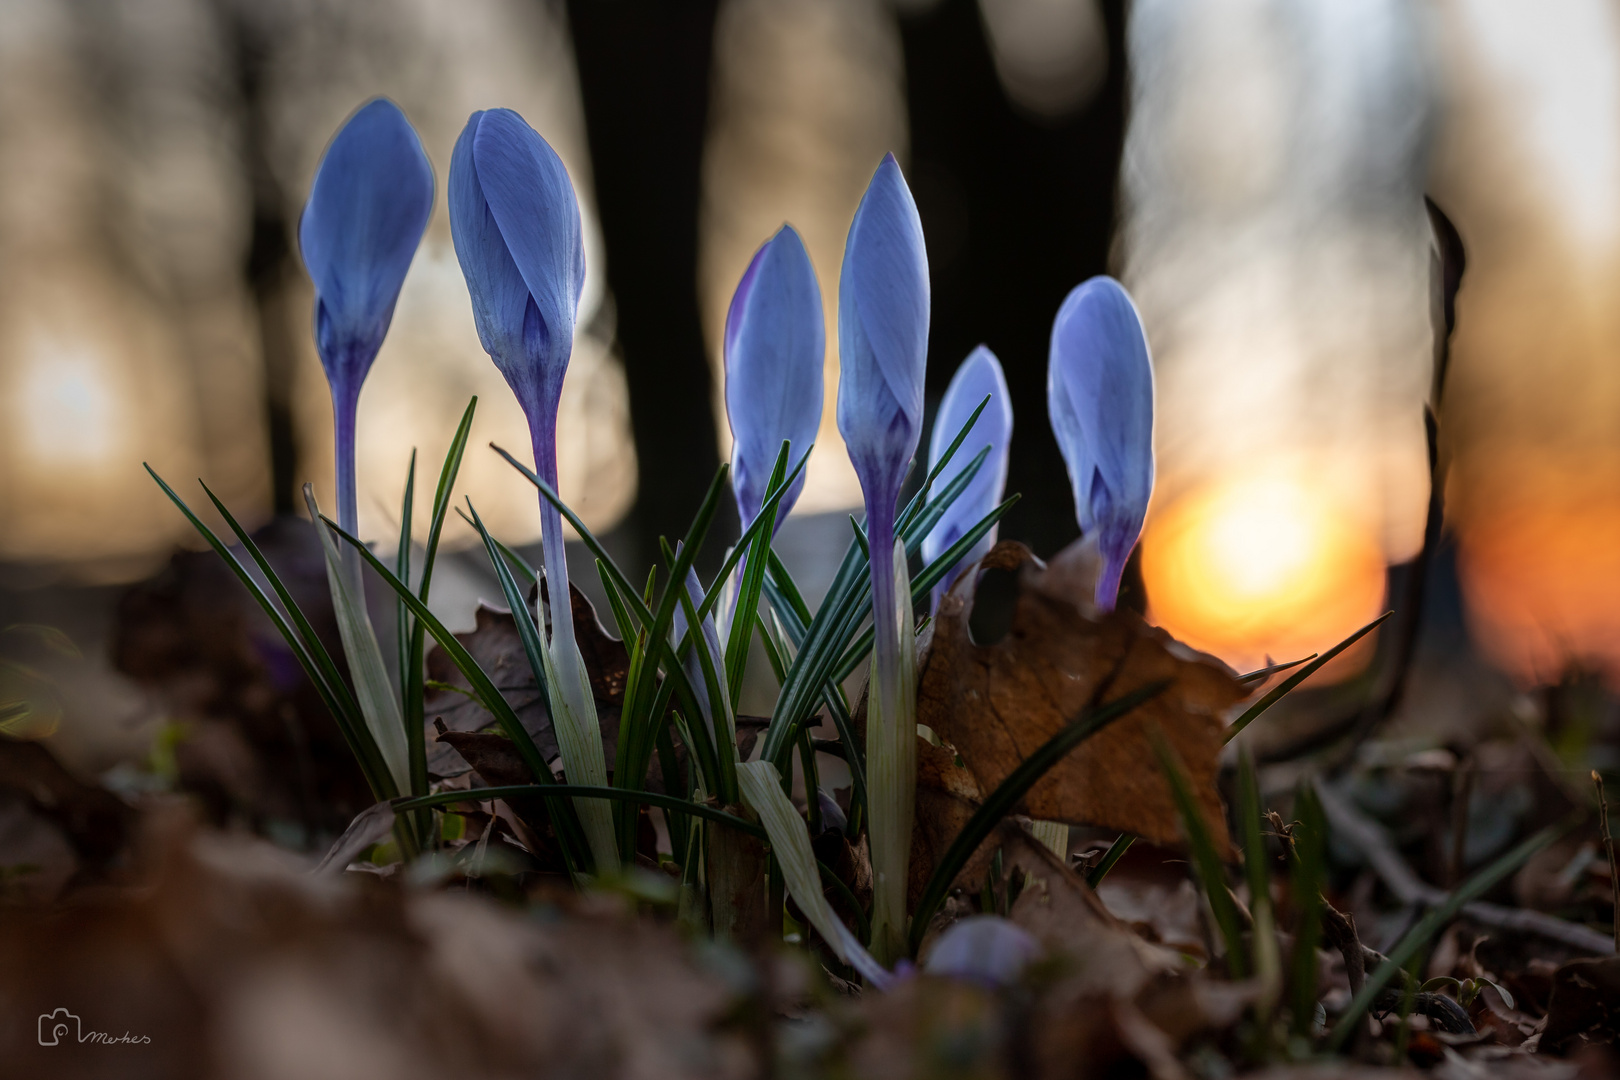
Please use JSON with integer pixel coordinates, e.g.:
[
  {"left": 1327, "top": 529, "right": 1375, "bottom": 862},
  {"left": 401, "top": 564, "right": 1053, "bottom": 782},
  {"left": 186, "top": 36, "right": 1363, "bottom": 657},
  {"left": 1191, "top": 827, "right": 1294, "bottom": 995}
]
[
  {"left": 463, "top": 501, "right": 594, "bottom": 874},
  {"left": 1085, "top": 833, "right": 1135, "bottom": 889},
  {"left": 1289, "top": 782, "right": 1326, "bottom": 1036},
  {"left": 724, "top": 441, "right": 790, "bottom": 707},
  {"left": 395, "top": 449, "right": 416, "bottom": 695},
  {"left": 1239, "top": 748, "right": 1282, "bottom": 1020},
  {"left": 1238, "top": 654, "right": 1316, "bottom": 685},
  {"left": 909, "top": 681, "right": 1169, "bottom": 954},
  {"left": 1327, "top": 818, "right": 1565, "bottom": 1050},
  {"left": 305, "top": 486, "right": 412, "bottom": 796},
  {"left": 1152, "top": 728, "right": 1246, "bottom": 978},
  {"left": 738, "top": 761, "right": 892, "bottom": 987},
  {"left": 832, "top": 494, "right": 1019, "bottom": 684},
  {"left": 667, "top": 544, "right": 740, "bottom": 806},
  {"left": 318, "top": 515, "right": 567, "bottom": 801},
  {"left": 394, "top": 783, "right": 766, "bottom": 838},
  {"left": 1225, "top": 612, "right": 1393, "bottom": 743},
  {"left": 897, "top": 394, "right": 990, "bottom": 535},
  {"left": 145, "top": 467, "right": 392, "bottom": 800}
]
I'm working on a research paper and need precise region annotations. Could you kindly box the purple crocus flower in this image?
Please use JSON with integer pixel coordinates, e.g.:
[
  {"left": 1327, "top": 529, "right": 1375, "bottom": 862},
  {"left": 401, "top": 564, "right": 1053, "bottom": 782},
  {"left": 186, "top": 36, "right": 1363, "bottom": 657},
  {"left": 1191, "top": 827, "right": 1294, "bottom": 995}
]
[
  {"left": 837, "top": 153, "right": 929, "bottom": 964},
  {"left": 1047, "top": 276, "right": 1155, "bottom": 611},
  {"left": 448, "top": 107, "right": 618, "bottom": 870},
  {"left": 448, "top": 106, "right": 585, "bottom": 641},
  {"left": 923, "top": 915, "right": 1042, "bottom": 987},
  {"left": 298, "top": 98, "right": 434, "bottom": 543},
  {"left": 922, "top": 346, "right": 1012, "bottom": 611},
  {"left": 725, "top": 224, "right": 824, "bottom": 532}
]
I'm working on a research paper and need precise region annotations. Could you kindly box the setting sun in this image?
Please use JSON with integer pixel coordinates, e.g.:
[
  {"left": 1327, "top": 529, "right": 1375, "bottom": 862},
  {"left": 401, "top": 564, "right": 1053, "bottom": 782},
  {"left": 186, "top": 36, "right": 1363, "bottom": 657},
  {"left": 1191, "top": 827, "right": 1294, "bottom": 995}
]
[{"left": 1141, "top": 472, "right": 1388, "bottom": 674}]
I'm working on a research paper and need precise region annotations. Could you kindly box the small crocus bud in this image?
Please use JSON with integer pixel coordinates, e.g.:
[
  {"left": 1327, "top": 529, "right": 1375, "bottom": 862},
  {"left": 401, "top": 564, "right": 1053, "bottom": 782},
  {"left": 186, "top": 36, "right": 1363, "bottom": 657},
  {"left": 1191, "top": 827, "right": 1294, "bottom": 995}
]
[
  {"left": 298, "top": 98, "right": 434, "bottom": 542},
  {"left": 1047, "top": 276, "right": 1155, "bottom": 612},
  {"left": 838, "top": 154, "right": 930, "bottom": 523},
  {"left": 449, "top": 108, "right": 617, "bottom": 871},
  {"left": 838, "top": 153, "right": 929, "bottom": 965},
  {"left": 923, "top": 915, "right": 1042, "bottom": 988},
  {"left": 922, "top": 346, "right": 1012, "bottom": 610},
  {"left": 724, "top": 224, "right": 825, "bottom": 532}
]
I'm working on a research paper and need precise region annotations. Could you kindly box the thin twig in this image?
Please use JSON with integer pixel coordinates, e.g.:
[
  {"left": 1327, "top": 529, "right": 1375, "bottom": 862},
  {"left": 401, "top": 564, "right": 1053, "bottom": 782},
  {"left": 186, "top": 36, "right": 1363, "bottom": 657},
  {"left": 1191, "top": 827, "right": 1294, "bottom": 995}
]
[
  {"left": 1594, "top": 770, "right": 1619, "bottom": 954},
  {"left": 1314, "top": 779, "right": 1611, "bottom": 954}
]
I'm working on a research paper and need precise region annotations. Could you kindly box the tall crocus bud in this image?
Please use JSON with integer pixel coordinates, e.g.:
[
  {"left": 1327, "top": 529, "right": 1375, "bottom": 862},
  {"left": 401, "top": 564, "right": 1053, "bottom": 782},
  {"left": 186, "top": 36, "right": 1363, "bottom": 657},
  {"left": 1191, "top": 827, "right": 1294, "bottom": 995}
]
[
  {"left": 448, "top": 108, "right": 616, "bottom": 871},
  {"left": 725, "top": 224, "right": 824, "bottom": 532},
  {"left": 299, "top": 98, "right": 434, "bottom": 551},
  {"left": 838, "top": 153, "right": 929, "bottom": 965},
  {"left": 922, "top": 346, "right": 1012, "bottom": 611},
  {"left": 1047, "top": 276, "right": 1156, "bottom": 611}
]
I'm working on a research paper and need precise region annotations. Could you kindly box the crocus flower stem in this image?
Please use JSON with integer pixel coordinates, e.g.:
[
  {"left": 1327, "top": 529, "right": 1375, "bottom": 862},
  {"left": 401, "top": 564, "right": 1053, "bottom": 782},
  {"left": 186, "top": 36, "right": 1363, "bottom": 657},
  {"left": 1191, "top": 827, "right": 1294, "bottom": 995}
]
[
  {"left": 530, "top": 427, "right": 578, "bottom": 663},
  {"left": 332, "top": 378, "right": 364, "bottom": 593},
  {"left": 866, "top": 493, "right": 916, "bottom": 966}
]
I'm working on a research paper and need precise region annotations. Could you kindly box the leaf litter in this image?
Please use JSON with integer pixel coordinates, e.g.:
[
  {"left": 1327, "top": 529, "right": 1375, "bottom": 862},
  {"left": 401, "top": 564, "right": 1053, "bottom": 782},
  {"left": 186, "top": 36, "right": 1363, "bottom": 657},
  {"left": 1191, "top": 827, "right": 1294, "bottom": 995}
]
[{"left": 5, "top": 538, "right": 1617, "bottom": 1077}]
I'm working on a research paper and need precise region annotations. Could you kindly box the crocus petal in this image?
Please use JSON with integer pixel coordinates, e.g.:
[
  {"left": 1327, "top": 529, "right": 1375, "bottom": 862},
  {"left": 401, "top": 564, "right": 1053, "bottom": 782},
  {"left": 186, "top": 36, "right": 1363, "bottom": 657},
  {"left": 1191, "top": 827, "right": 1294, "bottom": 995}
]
[
  {"left": 1047, "top": 276, "right": 1155, "bottom": 610},
  {"left": 923, "top": 915, "right": 1042, "bottom": 987},
  {"left": 837, "top": 154, "right": 930, "bottom": 510},
  {"left": 922, "top": 346, "right": 1012, "bottom": 602},
  {"left": 449, "top": 108, "right": 585, "bottom": 419},
  {"left": 299, "top": 98, "right": 434, "bottom": 393},
  {"left": 725, "top": 224, "right": 825, "bottom": 529}
]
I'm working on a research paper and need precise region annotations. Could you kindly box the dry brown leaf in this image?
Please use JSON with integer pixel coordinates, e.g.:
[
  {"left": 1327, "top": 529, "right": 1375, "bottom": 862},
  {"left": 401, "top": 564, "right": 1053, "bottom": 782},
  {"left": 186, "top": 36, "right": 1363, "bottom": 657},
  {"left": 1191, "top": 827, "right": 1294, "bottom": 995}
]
[
  {"left": 916, "top": 541, "right": 1245, "bottom": 855},
  {"left": 425, "top": 583, "right": 628, "bottom": 779},
  {"left": 907, "top": 736, "right": 984, "bottom": 913}
]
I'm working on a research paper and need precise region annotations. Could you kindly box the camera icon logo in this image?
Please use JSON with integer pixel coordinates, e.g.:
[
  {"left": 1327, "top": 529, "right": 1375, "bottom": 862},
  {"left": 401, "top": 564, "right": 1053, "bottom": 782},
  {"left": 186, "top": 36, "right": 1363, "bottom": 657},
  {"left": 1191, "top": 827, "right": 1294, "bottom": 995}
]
[{"left": 38, "top": 1008, "right": 80, "bottom": 1046}]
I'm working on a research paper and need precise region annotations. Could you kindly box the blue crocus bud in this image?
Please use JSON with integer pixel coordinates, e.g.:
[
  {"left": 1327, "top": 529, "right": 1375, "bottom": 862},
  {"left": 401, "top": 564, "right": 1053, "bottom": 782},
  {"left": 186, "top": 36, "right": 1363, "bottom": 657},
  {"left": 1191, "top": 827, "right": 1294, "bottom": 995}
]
[
  {"left": 724, "top": 224, "right": 825, "bottom": 532},
  {"left": 923, "top": 915, "right": 1042, "bottom": 988},
  {"left": 922, "top": 346, "right": 1012, "bottom": 610},
  {"left": 838, "top": 154, "right": 930, "bottom": 524},
  {"left": 449, "top": 108, "right": 618, "bottom": 872},
  {"left": 1047, "top": 276, "right": 1156, "bottom": 612},
  {"left": 838, "top": 153, "right": 929, "bottom": 965},
  {"left": 298, "top": 98, "right": 434, "bottom": 541}
]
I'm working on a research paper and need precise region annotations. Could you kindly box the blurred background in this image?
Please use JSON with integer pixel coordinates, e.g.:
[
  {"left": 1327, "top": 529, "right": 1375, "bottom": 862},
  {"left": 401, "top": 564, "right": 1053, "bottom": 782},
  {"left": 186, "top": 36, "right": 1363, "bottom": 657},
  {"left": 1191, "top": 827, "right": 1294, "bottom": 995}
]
[{"left": 3, "top": 0, "right": 1619, "bottom": 805}]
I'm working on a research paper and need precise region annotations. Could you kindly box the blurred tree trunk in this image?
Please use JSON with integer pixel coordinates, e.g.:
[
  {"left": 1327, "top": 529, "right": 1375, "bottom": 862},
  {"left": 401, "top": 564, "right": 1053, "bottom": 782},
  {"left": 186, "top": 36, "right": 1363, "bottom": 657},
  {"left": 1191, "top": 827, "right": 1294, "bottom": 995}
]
[
  {"left": 899, "top": 0, "right": 1128, "bottom": 562},
  {"left": 564, "top": 0, "right": 730, "bottom": 574}
]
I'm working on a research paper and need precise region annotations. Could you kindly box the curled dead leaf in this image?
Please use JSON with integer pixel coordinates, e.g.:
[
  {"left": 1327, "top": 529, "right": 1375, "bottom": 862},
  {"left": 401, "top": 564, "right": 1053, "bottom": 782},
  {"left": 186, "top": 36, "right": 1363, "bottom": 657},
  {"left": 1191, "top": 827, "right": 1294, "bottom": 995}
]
[{"left": 916, "top": 541, "right": 1245, "bottom": 856}]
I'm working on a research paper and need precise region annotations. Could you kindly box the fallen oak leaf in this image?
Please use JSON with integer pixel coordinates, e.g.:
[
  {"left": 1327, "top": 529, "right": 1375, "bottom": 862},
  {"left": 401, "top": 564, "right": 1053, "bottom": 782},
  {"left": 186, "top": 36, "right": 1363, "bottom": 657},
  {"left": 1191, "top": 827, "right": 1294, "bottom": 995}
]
[
  {"left": 425, "top": 583, "right": 629, "bottom": 779},
  {"left": 916, "top": 541, "right": 1245, "bottom": 856}
]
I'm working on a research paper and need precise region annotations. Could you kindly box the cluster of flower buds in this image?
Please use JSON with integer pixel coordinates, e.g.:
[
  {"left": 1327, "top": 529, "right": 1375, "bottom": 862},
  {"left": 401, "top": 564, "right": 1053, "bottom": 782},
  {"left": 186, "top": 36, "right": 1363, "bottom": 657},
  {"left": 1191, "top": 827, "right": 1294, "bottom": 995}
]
[{"left": 294, "top": 96, "right": 1159, "bottom": 952}]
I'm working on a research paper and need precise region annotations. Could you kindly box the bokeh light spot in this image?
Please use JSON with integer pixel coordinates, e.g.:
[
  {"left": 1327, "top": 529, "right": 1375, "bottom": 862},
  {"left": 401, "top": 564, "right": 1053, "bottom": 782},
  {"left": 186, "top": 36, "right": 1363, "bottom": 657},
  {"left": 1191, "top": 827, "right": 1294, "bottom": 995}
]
[{"left": 1142, "top": 471, "right": 1387, "bottom": 675}]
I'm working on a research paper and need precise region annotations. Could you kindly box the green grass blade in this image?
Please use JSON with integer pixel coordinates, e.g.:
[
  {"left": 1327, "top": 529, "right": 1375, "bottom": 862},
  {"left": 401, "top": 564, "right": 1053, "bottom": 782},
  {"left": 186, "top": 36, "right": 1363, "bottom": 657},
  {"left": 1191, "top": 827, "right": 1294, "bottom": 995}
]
[
  {"left": 317, "top": 512, "right": 593, "bottom": 860},
  {"left": 148, "top": 467, "right": 393, "bottom": 800},
  {"left": 739, "top": 760, "right": 892, "bottom": 987},
  {"left": 832, "top": 495, "right": 1019, "bottom": 683},
  {"left": 1085, "top": 833, "right": 1135, "bottom": 889},
  {"left": 1327, "top": 818, "right": 1565, "bottom": 1050},
  {"left": 909, "top": 681, "right": 1169, "bottom": 954},
  {"left": 1153, "top": 728, "right": 1246, "bottom": 978},
  {"left": 394, "top": 783, "right": 766, "bottom": 838},
  {"left": 897, "top": 445, "right": 990, "bottom": 552},
  {"left": 694, "top": 444, "right": 807, "bottom": 623},
  {"left": 1289, "top": 781, "right": 1326, "bottom": 1036},
  {"left": 1225, "top": 612, "right": 1393, "bottom": 743},
  {"left": 396, "top": 449, "right": 416, "bottom": 694},
  {"left": 667, "top": 546, "right": 739, "bottom": 806},
  {"left": 417, "top": 397, "right": 478, "bottom": 606},
  {"left": 897, "top": 395, "right": 990, "bottom": 535},
  {"left": 1238, "top": 654, "right": 1316, "bottom": 685},
  {"left": 304, "top": 486, "right": 411, "bottom": 797},
  {"left": 494, "top": 442, "right": 654, "bottom": 627},
  {"left": 724, "top": 442, "right": 790, "bottom": 707},
  {"left": 1238, "top": 749, "right": 1282, "bottom": 1021}
]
